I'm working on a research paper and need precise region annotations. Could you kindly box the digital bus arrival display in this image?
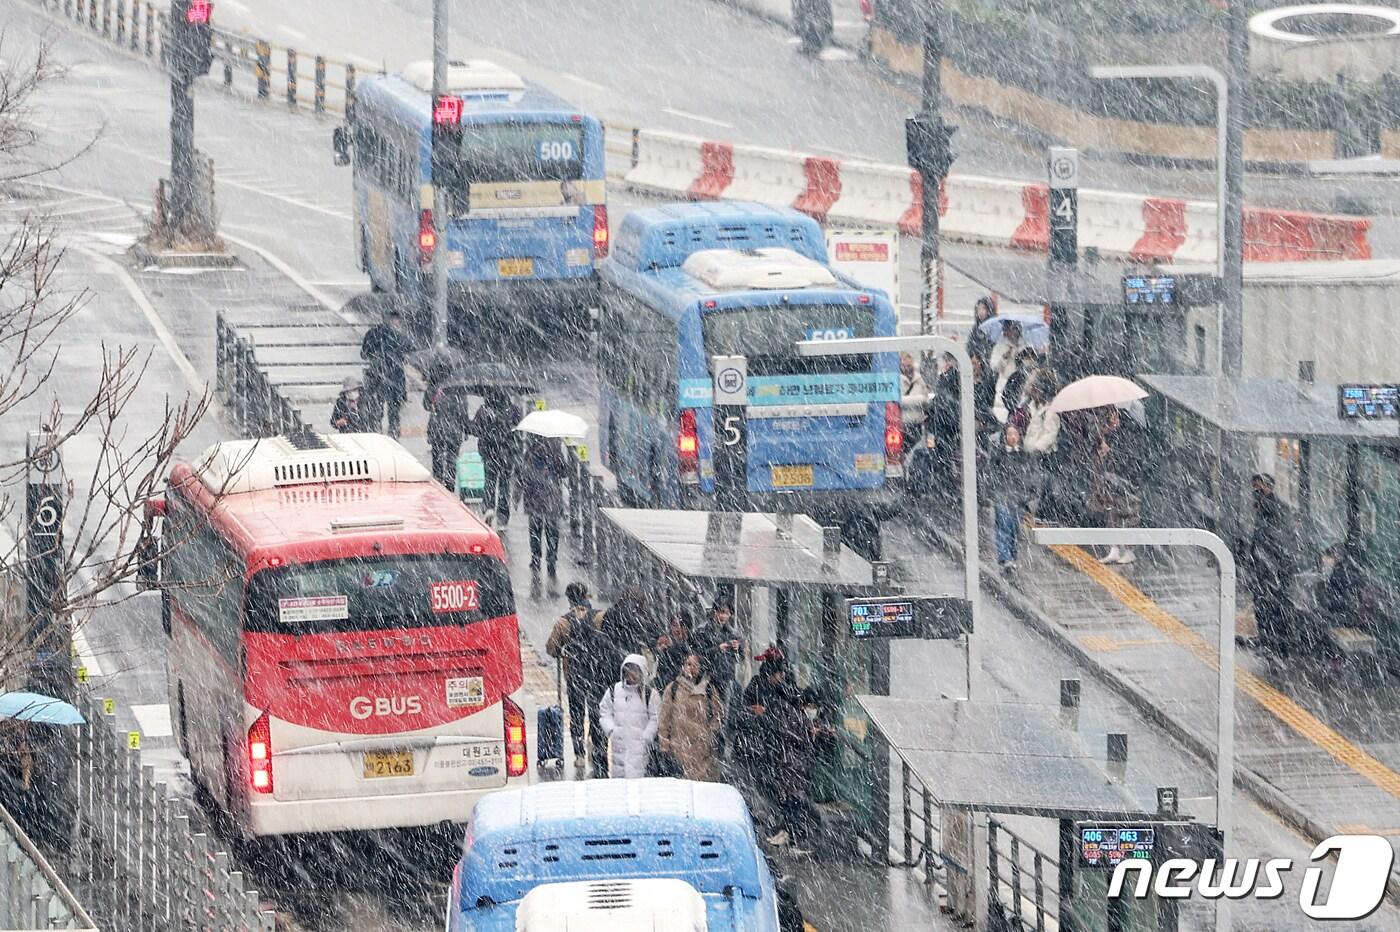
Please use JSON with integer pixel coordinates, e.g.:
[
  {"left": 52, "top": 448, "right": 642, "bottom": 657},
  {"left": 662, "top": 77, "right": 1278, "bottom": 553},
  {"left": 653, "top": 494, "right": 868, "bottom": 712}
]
[
  {"left": 1079, "top": 826, "right": 1157, "bottom": 868},
  {"left": 1339, "top": 384, "right": 1400, "bottom": 420},
  {"left": 848, "top": 599, "right": 918, "bottom": 639},
  {"left": 1122, "top": 275, "right": 1176, "bottom": 307}
]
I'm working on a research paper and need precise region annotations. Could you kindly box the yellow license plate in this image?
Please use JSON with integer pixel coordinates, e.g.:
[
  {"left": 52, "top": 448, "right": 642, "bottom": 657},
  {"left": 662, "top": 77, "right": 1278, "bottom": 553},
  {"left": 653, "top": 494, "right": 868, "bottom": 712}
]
[
  {"left": 771, "top": 464, "right": 814, "bottom": 488},
  {"left": 498, "top": 257, "right": 534, "bottom": 277},
  {"left": 363, "top": 750, "right": 414, "bottom": 779}
]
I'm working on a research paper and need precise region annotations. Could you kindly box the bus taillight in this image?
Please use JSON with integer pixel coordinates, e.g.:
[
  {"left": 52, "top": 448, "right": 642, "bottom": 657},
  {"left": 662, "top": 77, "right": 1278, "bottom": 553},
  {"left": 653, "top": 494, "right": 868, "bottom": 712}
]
[
  {"left": 592, "top": 205, "right": 610, "bottom": 259},
  {"left": 677, "top": 409, "right": 699, "bottom": 485},
  {"left": 884, "top": 402, "right": 904, "bottom": 477},
  {"left": 248, "top": 712, "right": 273, "bottom": 794},
  {"left": 418, "top": 209, "right": 437, "bottom": 269},
  {"left": 503, "top": 697, "right": 528, "bottom": 777}
]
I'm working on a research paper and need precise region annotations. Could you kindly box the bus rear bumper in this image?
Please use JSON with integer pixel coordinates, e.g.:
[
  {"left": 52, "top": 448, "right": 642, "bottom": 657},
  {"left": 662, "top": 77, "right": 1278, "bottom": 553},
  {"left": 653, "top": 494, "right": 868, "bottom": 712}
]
[{"left": 247, "top": 776, "right": 528, "bottom": 837}]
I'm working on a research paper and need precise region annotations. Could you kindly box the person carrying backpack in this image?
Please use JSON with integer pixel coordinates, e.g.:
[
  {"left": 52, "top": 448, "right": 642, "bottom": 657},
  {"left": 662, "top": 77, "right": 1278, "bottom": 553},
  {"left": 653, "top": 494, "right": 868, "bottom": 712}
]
[
  {"left": 598, "top": 654, "right": 661, "bottom": 779},
  {"left": 658, "top": 652, "right": 724, "bottom": 782},
  {"left": 546, "top": 583, "right": 622, "bottom": 779}
]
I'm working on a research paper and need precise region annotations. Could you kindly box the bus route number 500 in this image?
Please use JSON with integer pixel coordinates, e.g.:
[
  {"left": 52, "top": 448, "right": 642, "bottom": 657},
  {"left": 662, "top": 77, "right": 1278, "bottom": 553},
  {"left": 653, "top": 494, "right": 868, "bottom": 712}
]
[{"left": 430, "top": 580, "right": 480, "bottom": 614}]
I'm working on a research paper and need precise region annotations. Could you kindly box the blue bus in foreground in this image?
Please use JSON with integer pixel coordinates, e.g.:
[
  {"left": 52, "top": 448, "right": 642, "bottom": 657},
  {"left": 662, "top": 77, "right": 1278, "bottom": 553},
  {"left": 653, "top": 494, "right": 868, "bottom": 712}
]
[
  {"left": 338, "top": 60, "right": 607, "bottom": 340},
  {"left": 446, "top": 779, "right": 789, "bottom": 931},
  {"left": 598, "top": 202, "right": 902, "bottom": 533}
]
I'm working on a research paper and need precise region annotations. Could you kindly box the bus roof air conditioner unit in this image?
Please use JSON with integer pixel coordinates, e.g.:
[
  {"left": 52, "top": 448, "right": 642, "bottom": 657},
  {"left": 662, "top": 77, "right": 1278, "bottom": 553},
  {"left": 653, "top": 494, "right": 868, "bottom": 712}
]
[
  {"left": 401, "top": 59, "right": 525, "bottom": 95},
  {"left": 682, "top": 247, "right": 838, "bottom": 291},
  {"left": 194, "top": 433, "right": 432, "bottom": 494}
]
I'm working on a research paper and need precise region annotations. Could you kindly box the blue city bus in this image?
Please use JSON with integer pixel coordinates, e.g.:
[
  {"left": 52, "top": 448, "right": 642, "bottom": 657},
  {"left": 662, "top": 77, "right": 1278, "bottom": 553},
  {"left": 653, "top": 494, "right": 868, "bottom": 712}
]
[
  {"left": 598, "top": 202, "right": 902, "bottom": 536},
  {"left": 445, "top": 779, "right": 789, "bottom": 931},
  {"left": 339, "top": 60, "right": 607, "bottom": 340}
]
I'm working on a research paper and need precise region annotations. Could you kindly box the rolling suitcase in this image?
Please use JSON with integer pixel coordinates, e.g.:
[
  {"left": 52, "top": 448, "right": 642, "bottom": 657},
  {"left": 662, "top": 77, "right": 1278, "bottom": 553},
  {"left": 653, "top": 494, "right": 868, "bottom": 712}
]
[{"left": 535, "top": 658, "right": 565, "bottom": 781}]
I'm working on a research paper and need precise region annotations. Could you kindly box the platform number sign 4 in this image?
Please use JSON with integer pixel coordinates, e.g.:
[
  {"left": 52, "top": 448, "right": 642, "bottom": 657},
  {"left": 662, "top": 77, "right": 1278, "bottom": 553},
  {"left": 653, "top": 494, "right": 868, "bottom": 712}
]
[{"left": 430, "top": 580, "right": 480, "bottom": 614}]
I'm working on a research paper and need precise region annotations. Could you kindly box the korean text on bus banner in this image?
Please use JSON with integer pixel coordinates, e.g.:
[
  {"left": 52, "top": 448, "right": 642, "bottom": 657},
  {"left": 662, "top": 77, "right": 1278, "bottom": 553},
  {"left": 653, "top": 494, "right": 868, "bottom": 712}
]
[
  {"left": 279, "top": 595, "right": 349, "bottom": 624},
  {"left": 679, "top": 373, "right": 899, "bottom": 409}
]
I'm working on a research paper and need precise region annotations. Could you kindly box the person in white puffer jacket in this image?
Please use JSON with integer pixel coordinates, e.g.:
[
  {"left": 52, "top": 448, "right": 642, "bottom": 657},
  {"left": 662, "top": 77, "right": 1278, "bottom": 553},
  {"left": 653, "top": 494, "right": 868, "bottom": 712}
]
[{"left": 598, "top": 653, "right": 662, "bottom": 779}]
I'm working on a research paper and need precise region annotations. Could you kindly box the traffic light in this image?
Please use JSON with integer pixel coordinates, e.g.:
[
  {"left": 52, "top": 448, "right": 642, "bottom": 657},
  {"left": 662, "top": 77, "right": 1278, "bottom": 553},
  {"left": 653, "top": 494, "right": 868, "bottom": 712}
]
[
  {"left": 170, "top": 1, "right": 214, "bottom": 79},
  {"left": 905, "top": 115, "right": 957, "bottom": 179},
  {"left": 431, "top": 95, "right": 465, "bottom": 186}
]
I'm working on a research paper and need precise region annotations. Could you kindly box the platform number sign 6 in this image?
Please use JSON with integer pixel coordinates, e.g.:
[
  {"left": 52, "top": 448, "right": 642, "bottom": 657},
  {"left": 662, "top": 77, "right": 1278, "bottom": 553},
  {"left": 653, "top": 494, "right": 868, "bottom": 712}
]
[{"left": 430, "top": 580, "right": 480, "bottom": 614}]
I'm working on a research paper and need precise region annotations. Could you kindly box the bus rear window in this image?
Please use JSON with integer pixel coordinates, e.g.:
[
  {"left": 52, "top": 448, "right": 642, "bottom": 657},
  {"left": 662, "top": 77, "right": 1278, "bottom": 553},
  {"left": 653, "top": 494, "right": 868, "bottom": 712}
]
[
  {"left": 245, "top": 555, "right": 514, "bottom": 634},
  {"left": 455, "top": 122, "right": 585, "bottom": 185},
  {"left": 703, "top": 305, "right": 874, "bottom": 375}
]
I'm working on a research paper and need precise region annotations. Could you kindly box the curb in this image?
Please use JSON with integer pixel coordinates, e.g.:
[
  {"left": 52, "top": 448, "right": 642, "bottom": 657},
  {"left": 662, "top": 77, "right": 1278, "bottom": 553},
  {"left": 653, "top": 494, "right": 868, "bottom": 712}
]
[{"left": 906, "top": 508, "right": 1400, "bottom": 908}]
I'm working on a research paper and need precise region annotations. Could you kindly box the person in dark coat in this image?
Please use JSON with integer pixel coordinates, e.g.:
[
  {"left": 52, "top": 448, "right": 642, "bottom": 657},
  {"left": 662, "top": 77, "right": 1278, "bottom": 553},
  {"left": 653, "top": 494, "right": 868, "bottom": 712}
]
[
  {"left": 1246, "top": 474, "right": 1298, "bottom": 657},
  {"left": 653, "top": 611, "right": 693, "bottom": 689},
  {"left": 1001, "top": 348, "right": 1040, "bottom": 417},
  {"left": 966, "top": 296, "right": 996, "bottom": 364},
  {"left": 741, "top": 650, "right": 820, "bottom": 855},
  {"left": 601, "top": 586, "right": 655, "bottom": 658},
  {"left": 359, "top": 309, "right": 411, "bottom": 438},
  {"left": 519, "top": 435, "right": 567, "bottom": 585},
  {"left": 425, "top": 383, "right": 470, "bottom": 490},
  {"left": 472, "top": 392, "right": 521, "bottom": 525},
  {"left": 545, "top": 582, "right": 623, "bottom": 778},
  {"left": 690, "top": 598, "right": 743, "bottom": 701},
  {"left": 988, "top": 424, "right": 1034, "bottom": 569},
  {"left": 330, "top": 376, "right": 369, "bottom": 433}
]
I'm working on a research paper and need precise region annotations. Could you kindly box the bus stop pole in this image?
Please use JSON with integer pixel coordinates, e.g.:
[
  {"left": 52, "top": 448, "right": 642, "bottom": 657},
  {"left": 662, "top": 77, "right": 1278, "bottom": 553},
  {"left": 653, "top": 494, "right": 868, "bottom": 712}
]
[
  {"left": 430, "top": 0, "right": 450, "bottom": 349},
  {"left": 1031, "top": 526, "right": 1235, "bottom": 932},
  {"left": 795, "top": 335, "right": 980, "bottom": 698}
]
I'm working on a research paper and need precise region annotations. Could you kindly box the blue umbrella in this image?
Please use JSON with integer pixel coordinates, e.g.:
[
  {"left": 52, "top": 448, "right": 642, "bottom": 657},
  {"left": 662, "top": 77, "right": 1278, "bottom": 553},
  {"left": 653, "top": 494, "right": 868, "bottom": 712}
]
[
  {"left": 977, "top": 314, "right": 1051, "bottom": 352},
  {"left": 0, "top": 692, "right": 85, "bottom": 726}
]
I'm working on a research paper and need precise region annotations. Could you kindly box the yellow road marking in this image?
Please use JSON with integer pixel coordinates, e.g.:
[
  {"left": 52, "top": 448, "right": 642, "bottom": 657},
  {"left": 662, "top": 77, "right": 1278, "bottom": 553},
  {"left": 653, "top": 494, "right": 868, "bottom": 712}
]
[
  {"left": 1080, "top": 635, "right": 1170, "bottom": 653},
  {"left": 1337, "top": 823, "right": 1400, "bottom": 836},
  {"left": 1050, "top": 543, "right": 1400, "bottom": 801}
]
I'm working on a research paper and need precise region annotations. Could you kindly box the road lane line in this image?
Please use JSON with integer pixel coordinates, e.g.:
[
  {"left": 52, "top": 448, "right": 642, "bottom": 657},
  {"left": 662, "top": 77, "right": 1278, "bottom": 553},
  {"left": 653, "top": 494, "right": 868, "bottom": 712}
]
[
  {"left": 1052, "top": 542, "right": 1400, "bottom": 801},
  {"left": 661, "top": 107, "right": 733, "bottom": 129},
  {"left": 560, "top": 72, "right": 607, "bottom": 93}
]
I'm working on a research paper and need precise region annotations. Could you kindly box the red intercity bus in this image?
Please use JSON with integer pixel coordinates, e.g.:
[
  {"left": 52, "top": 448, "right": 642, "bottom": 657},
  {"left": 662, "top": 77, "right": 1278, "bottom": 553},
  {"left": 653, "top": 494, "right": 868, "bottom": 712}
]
[{"left": 143, "top": 432, "right": 527, "bottom": 837}]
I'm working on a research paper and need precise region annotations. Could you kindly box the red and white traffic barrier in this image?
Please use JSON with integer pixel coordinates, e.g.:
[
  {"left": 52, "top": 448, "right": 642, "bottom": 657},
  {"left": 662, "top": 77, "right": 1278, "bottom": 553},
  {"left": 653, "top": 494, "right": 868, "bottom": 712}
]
[{"left": 622, "top": 130, "right": 1371, "bottom": 263}]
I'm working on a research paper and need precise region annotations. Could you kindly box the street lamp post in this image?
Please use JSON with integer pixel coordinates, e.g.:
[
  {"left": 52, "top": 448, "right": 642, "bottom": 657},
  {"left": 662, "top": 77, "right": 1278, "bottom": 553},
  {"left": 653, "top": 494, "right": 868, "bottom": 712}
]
[
  {"left": 1088, "top": 64, "right": 1239, "bottom": 378},
  {"left": 797, "top": 335, "right": 980, "bottom": 696},
  {"left": 1030, "top": 526, "right": 1235, "bottom": 932}
]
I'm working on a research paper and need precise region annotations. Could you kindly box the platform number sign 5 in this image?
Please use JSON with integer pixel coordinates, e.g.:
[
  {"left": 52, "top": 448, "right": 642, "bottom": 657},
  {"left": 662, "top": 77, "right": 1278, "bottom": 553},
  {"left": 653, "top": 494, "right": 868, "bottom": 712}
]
[{"left": 430, "top": 580, "right": 480, "bottom": 614}]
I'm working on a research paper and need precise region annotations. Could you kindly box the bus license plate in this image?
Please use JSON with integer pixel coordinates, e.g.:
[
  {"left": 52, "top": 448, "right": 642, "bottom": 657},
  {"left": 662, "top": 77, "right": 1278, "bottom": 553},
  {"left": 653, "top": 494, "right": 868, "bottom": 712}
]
[
  {"left": 363, "top": 750, "right": 414, "bottom": 779},
  {"left": 771, "top": 465, "right": 814, "bottom": 488},
  {"left": 498, "top": 258, "right": 534, "bottom": 277}
]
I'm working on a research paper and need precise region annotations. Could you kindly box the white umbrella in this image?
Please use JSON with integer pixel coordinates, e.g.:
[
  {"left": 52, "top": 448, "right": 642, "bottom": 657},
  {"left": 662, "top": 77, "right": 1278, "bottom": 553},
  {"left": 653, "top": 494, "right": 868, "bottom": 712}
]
[
  {"left": 1048, "top": 375, "right": 1147, "bottom": 414},
  {"left": 514, "top": 409, "right": 588, "bottom": 440}
]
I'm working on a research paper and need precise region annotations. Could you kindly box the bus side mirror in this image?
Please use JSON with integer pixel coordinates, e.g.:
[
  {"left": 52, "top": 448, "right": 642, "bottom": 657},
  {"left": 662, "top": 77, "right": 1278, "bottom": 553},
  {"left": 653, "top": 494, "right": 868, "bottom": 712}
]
[
  {"left": 136, "top": 498, "right": 165, "bottom": 591},
  {"left": 333, "top": 126, "right": 351, "bottom": 167}
]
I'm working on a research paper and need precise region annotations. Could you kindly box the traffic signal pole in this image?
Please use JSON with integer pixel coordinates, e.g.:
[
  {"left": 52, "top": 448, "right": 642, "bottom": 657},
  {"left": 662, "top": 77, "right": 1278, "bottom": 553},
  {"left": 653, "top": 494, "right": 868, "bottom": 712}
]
[
  {"left": 431, "top": 0, "right": 450, "bottom": 349},
  {"left": 169, "top": 71, "right": 196, "bottom": 236},
  {"left": 908, "top": 2, "right": 956, "bottom": 337},
  {"left": 165, "top": 0, "right": 213, "bottom": 242}
]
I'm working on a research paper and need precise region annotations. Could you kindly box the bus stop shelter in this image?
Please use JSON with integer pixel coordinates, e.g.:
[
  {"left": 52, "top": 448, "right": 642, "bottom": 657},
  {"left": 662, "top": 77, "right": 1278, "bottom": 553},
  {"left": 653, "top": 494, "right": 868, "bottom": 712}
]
[
  {"left": 857, "top": 695, "right": 1164, "bottom": 932},
  {"left": 1140, "top": 374, "right": 1400, "bottom": 553},
  {"left": 595, "top": 507, "right": 897, "bottom": 841}
]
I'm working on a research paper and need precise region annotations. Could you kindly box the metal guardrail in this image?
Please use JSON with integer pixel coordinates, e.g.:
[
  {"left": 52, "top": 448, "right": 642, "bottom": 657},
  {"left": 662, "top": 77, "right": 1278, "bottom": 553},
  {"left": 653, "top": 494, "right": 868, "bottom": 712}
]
[
  {"left": 0, "top": 803, "right": 97, "bottom": 931},
  {"left": 987, "top": 818, "right": 1060, "bottom": 932},
  {"left": 216, "top": 311, "right": 314, "bottom": 439},
  {"left": 65, "top": 688, "right": 275, "bottom": 931},
  {"left": 36, "top": 0, "right": 359, "bottom": 116}
]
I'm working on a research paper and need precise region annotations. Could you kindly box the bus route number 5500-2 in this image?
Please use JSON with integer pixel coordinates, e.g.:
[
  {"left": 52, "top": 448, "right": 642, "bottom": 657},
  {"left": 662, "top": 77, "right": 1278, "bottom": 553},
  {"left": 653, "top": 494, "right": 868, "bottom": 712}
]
[{"left": 431, "top": 580, "right": 480, "bottom": 614}]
